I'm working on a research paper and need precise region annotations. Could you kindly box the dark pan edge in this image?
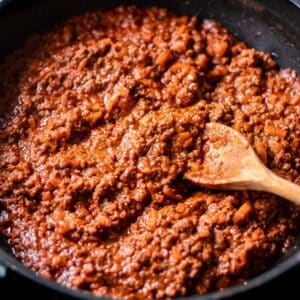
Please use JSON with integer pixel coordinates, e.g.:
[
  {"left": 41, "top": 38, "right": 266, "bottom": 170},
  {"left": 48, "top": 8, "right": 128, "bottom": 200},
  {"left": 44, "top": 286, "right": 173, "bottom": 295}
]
[{"left": 1, "top": 246, "right": 300, "bottom": 300}]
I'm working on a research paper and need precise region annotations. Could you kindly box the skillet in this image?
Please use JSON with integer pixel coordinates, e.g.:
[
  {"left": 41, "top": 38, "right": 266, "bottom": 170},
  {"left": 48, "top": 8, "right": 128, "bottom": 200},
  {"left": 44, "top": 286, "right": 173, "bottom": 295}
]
[{"left": 0, "top": 0, "right": 299, "bottom": 299}]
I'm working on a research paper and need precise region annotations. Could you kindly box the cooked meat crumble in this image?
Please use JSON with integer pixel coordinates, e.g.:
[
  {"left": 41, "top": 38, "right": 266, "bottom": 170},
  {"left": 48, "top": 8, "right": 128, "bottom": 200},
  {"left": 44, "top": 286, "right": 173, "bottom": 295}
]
[{"left": 0, "top": 6, "right": 300, "bottom": 299}]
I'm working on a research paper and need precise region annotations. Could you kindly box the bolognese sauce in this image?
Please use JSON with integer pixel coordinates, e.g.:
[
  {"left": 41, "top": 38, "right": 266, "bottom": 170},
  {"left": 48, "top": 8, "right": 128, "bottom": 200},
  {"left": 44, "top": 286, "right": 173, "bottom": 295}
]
[{"left": 0, "top": 6, "right": 299, "bottom": 299}]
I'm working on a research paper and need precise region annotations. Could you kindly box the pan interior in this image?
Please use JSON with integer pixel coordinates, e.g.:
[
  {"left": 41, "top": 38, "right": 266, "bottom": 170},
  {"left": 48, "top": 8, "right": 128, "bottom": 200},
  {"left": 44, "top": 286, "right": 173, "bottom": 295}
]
[
  {"left": 0, "top": 0, "right": 299, "bottom": 298},
  {"left": 0, "top": 0, "right": 299, "bottom": 72}
]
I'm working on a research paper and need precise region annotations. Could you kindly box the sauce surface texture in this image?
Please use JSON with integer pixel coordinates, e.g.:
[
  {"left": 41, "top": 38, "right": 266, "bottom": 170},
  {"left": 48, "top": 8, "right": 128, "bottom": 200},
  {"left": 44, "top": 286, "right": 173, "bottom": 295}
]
[{"left": 0, "top": 6, "right": 300, "bottom": 299}]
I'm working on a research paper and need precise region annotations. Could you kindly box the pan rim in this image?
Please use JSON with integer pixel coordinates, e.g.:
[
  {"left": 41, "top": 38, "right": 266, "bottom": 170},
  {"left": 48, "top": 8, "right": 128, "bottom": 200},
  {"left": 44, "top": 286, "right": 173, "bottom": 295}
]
[{"left": 1, "top": 247, "right": 300, "bottom": 300}]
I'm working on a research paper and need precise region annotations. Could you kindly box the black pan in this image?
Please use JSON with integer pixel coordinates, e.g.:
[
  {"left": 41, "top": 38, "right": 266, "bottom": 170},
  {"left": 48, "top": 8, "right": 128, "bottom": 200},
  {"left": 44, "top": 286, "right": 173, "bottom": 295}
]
[{"left": 0, "top": 0, "right": 299, "bottom": 299}]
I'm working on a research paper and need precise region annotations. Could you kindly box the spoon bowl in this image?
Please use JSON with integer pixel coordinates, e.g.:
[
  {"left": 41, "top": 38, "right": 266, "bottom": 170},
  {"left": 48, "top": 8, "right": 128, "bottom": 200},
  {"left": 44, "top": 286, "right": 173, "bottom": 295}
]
[{"left": 185, "top": 123, "right": 300, "bottom": 205}]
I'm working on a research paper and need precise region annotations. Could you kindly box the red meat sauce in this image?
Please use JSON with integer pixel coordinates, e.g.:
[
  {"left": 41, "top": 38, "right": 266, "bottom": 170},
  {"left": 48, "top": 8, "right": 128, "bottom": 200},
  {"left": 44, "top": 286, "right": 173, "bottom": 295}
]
[{"left": 0, "top": 6, "right": 300, "bottom": 299}]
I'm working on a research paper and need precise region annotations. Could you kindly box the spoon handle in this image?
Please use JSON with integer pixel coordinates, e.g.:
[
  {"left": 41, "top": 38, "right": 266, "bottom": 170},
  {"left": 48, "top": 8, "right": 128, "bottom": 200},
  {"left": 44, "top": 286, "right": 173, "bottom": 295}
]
[{"left": 257, "top": 168, "right": 300, "bottom": 205}]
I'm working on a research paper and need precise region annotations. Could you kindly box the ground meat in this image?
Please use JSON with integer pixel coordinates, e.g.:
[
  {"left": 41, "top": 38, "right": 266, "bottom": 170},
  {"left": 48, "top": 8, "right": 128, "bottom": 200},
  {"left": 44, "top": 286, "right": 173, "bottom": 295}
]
[{"left": 0, "top": 6, "right": 300, "bottom": 299}]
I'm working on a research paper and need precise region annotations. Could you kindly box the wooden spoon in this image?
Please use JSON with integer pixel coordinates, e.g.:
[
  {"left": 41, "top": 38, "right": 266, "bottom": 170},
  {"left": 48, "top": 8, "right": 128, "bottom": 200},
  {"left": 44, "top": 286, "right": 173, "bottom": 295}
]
[{"left": 184, "top": 123, "right": 300, "bottom": 205}]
